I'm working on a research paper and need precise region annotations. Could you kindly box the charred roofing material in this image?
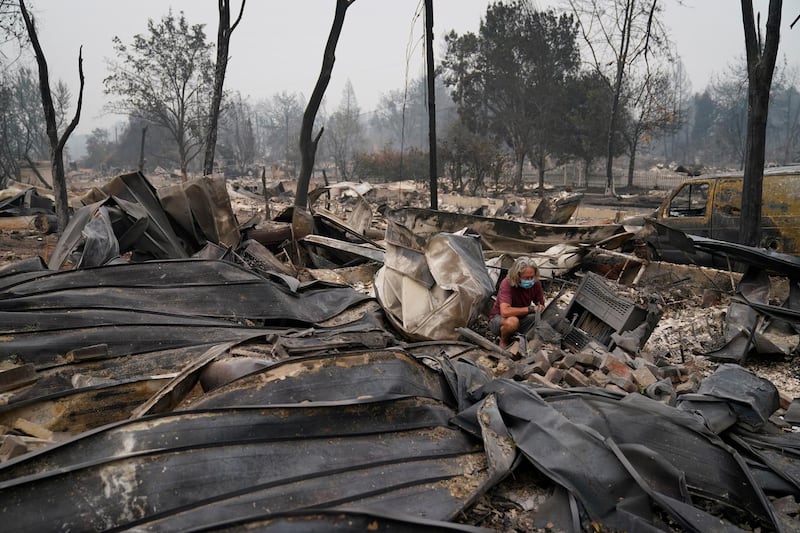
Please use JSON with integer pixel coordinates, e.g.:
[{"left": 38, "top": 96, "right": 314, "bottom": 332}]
[{"left": 1, "top": 343, "right": 797, "bottom": 531}]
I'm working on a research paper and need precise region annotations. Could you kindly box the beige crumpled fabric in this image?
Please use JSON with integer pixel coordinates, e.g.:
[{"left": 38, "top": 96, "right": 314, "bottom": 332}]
[{"left": 375, "top": 229, "right": 494, "bottom": 341}]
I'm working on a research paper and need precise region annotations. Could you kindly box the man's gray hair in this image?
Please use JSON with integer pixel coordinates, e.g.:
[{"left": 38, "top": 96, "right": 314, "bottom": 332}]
[{"left": 507, "top": 256, "right": 539, "bottom": 287}]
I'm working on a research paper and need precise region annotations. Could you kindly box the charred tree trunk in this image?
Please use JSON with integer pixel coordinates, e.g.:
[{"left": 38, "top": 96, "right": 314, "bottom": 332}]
[
  {"left": 537, "top": 152, "right": 546, "bottom": 198},
  {"left": 627, "top": 141, "right": 638, "bottom": 188},
  {"left": 138, "top": 125, "right": 148, "bottom": 172},
  {"left": 604, "top": 0, "right": 635, "bottom": 197},
  {"left": 293, "top": 0, "right": 355, "bottom": 239},
  {"left": 739, "top": 0, "right": 781, "bottom": 247},
  {"left": 513, "top": 150, "right": 525, "bottom": 193},
  {"left": 19, "top": 0, "right": 84, "bottom": 234},
  {"left": 203, "top": 0, "right": 245, "bottom": 176}
]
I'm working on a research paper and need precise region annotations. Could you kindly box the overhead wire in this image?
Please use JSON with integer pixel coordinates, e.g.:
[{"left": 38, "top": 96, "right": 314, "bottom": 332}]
[{"left": 398, "top": 0, "right": 425, "bottom": 189}]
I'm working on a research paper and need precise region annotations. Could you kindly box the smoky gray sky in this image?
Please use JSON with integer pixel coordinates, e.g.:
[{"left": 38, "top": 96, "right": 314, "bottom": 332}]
[{"left": 15, "top": 0, "right": 800, "bottom": 136}]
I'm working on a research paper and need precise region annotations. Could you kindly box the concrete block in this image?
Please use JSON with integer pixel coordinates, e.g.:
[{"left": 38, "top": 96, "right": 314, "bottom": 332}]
[{"left": 644, "top": 361, "right": 662, "bottom": 378}]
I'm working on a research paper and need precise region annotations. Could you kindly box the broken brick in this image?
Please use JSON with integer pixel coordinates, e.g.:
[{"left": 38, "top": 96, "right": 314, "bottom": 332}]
[
  {"left": 532, "top": 351, "right": 551, "bottom": 374},
  {"left": 526, "top": 373, "right": 562, "bottom": 389},
  {"left": 565, "top": 350, "right": 598, "bottom": 368},
  {"left": 530, "top": 361, "right": 549, "bottom": 376},
  {"left": 605, "top": 384, "right": 628, "bottom": 395},
  {"left": 631, "top": 366, "right": 658, "bottom": 389},
  {"left": 675, "top": 381, "right": 698, "bottom": 395},
  {"left": 608, "top": 373, "right": 637, "bottom": 393},
  {"left": 602, "top": 356, "right": 633, "bottom": 381},
  {"left": 544, "top": 367, "right": 565, "bottom": 384},
  {"left": 543, "top": 349, "right": 565, "bottom": 365},
  {"left": 611, "top": 347, "right": 634, "bottom": 364},
  {"left": 633, "top": 358, "right": 662, "bottom": 379},
  {"left": 589, "top": 370, "right": 610, "bottom": 387},
  {"left": 564, "top": 368, "right": 590, "bottom": 388},
  {"left": 561, "top": 353, "right": 577, "bottom": 368}
]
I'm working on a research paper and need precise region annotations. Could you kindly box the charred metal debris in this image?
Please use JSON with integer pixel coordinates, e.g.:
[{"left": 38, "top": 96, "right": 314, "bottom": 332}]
[{"left": 0, "top": 173, "right": 799, "bottom": 532}]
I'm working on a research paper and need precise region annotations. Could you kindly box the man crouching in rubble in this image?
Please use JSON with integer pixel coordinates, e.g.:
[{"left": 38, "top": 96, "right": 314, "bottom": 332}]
[{"left": 489, "top": 257, "right": 545, "bottom": 349}]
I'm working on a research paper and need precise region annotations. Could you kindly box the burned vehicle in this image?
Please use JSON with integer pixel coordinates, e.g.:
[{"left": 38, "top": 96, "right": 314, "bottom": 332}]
[{"left": 640, "top": 166, "right": 800, "bottom": 267}]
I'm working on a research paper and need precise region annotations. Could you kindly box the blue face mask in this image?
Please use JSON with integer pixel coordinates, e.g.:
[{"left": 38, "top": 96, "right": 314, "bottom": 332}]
[{"left": 520, "top": 279, "right": 535, "bottom": 289}]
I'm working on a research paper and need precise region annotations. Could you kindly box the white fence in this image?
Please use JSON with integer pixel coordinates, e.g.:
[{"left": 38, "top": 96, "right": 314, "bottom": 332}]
[{"left": 527, "top": 165, "right": 688, "bottom": 192}]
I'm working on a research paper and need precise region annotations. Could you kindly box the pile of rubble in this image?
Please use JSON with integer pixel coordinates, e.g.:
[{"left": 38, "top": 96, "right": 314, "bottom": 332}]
[{"left": 1, "top": 172, "right": 800, "bottom": 532}]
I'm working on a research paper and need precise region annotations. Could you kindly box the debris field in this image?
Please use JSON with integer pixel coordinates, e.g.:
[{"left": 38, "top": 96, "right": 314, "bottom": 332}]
[{"left": 0, "top": 171, "right": 799, "bottom": 532}]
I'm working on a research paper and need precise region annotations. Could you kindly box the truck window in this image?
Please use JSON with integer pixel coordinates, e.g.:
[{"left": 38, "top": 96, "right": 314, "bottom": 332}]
[{"left": 668, "top": 183, "right": 709, "bottom": 217}]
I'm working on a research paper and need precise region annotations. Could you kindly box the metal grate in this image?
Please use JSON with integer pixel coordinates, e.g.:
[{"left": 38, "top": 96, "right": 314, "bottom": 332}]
[
  {"left": 572, "top": 273, "right": 640, "bottom": 332},
  {"left": 564, "top": 272, "right": 648, "bottom": 350}
]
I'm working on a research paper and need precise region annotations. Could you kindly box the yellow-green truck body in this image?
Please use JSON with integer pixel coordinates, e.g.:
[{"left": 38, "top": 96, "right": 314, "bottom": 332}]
[{"left": 646, "top": 166, "right": 800, "bottom": 265}]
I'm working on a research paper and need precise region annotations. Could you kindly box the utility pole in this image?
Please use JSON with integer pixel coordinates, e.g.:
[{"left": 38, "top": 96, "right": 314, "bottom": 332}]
[{"left": 424, "top": 0, "right": 438, "bottom": 210}]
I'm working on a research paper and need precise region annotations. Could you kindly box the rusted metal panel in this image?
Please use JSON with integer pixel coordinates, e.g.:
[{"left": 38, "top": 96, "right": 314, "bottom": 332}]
[{"left": 385, "top": 207, "right": 625, "bottom": 253}]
